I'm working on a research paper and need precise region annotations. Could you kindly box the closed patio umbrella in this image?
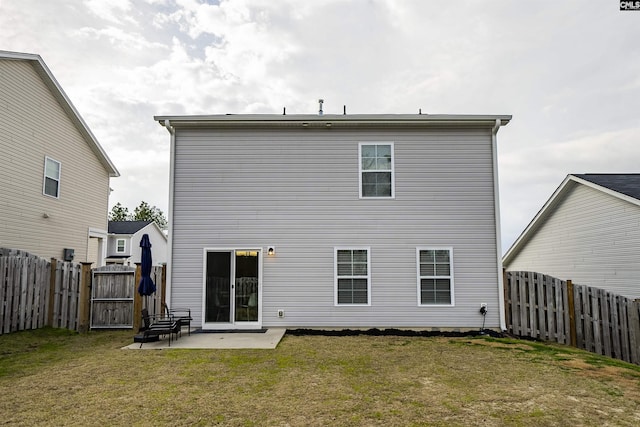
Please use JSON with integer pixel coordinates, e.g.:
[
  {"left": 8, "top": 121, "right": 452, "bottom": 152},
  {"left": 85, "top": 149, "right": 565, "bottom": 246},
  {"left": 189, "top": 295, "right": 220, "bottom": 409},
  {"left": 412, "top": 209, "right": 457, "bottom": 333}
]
[{"left": 138, "top": 234, "right": 156, "bottom": 297}]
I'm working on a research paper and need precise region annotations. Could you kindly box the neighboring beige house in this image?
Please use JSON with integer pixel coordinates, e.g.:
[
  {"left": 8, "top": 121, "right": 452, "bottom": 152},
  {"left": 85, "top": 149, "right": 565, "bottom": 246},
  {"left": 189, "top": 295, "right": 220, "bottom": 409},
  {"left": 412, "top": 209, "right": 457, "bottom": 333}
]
[
  {"left": 503, "top": 174, "right": 640, "bottom": 299},
  {"left": 0, "top": 51, "right": 119, "bottom": 265},
  {"left": 106, "top": 221, "right": 168, "bottom": 266}
]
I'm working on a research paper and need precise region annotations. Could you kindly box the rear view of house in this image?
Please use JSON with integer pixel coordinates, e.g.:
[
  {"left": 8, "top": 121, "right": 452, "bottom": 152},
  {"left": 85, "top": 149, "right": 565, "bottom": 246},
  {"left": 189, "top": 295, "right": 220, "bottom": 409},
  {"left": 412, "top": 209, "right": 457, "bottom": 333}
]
[
  {"left": 156, "top": 113, "right": 511, "bottom": 331},
  {"left": 0, "top": 51, "right": 119, "bottom": 265},
  {"left": 503, "top": 174, "right": 640, "bottom": 299}
]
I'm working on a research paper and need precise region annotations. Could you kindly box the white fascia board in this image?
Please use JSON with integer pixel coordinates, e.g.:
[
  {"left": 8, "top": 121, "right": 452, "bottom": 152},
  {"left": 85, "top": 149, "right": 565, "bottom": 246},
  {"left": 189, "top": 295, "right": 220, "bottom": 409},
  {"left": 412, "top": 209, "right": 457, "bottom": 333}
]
[
  {"left": 141, "top": 222, "right": 169, "bottom": 242},
  {"left": 88, "top": 228, "right": 108, "bottom": 238},
  {"left": 571, "top": 175, "right": 640, "bottom": 208},
  {"left": 154, "top": 114, "right": 512, "bottom": 128},
  {"left": 0, "top": 50, "right": 120, "bottom": 177},
  {"left": 502, "top": 174, "right": 640, "bottom": 266},
  {"left": 502, "top": 174, "right": 574, "bottom": 266}
]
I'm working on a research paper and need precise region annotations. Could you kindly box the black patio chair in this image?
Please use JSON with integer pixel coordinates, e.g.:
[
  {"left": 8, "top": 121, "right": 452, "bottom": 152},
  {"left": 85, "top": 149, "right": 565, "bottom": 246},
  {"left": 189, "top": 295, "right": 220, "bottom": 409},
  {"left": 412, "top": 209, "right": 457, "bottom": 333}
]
[
  {"left": 139, "top": 308, "right": 180, "bottom": 348},
  {"left": 162, "top": 303, "right": 192, "bottom": 336}
]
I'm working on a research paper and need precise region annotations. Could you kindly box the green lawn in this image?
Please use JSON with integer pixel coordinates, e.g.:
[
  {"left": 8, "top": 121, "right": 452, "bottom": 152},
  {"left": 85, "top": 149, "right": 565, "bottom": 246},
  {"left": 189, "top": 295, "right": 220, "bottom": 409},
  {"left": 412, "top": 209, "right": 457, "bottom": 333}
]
[{"left": 1, "top": 327, "right": 640, "bottom": 426}]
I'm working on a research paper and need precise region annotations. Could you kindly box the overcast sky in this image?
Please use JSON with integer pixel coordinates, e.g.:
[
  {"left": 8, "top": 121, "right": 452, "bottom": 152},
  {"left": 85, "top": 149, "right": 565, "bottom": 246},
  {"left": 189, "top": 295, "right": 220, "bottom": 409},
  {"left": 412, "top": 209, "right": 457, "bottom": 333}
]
[{"left": 2, "top": 0, "right": 639, "bottom": 252}]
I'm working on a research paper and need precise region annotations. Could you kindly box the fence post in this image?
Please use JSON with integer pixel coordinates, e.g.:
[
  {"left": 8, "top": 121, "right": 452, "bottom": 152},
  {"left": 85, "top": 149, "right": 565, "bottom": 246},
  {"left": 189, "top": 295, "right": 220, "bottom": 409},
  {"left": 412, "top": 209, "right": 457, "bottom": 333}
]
[
  {"left": 161, "top": 263, "right": 167, "bottom": 310},
  {"left": 47, "top": 258, "right": 57, "bottom": 327},
  {"left": 133, "top": 263, "right": 142, "bottom": 332},
  {"left": 567, "top": 279, "right": 577, "bottom": 347},
  {"left": 77, "top": 262, "right": 93, "bottom": 333},
  {"left": 629, "top": 299, "right": 640, "bottom": 364},
  {"left": 502, "top": 269, "right": 508, "bottom": 331}
]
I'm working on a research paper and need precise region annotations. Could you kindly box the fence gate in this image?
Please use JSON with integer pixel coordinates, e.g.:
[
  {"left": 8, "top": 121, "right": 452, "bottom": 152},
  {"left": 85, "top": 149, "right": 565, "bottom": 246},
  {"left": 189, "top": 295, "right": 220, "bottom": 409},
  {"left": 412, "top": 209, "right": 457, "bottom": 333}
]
[{"left": 90, "top": 265, "right": 136, "bottom": 329}]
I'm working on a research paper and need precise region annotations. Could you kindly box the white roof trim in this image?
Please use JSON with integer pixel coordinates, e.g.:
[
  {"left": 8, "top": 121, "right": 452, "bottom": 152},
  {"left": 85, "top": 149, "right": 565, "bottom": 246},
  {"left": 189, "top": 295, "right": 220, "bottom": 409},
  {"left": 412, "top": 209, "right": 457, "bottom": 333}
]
[
  {"left": 109, "top": 222, "right": 168, "bottom": 242},
  {"left": 503, "top": 174, "right": 640, "bottom": 266},
  {"left": 0, "top": 50, "right": 119, "bottom": 177},
  {"left": 141, "top": 221, "right": 169, "bottom": 242},
  {"left": 155, "top": 114, "right": 512, "bottom": 129}
]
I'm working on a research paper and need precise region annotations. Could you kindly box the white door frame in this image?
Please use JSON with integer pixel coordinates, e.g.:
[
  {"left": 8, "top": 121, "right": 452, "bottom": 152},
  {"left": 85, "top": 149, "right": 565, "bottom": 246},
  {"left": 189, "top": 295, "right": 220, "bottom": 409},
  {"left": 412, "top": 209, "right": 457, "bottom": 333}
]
[
  {"left": 202, "top": 247, "right": 263, "bottom": 330},
  {"left": 88, "top": 227, "right": 108, "bottom": 266}
]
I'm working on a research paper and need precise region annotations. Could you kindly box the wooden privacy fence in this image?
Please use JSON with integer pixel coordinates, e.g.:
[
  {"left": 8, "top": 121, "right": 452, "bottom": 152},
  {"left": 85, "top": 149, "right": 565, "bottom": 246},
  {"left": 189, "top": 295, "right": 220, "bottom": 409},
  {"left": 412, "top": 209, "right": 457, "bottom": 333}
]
[
  {"left": 0, "top": 248, "right": 165, "bottom": 335},
  {"left": 0, "top": 249, "right": 87, "bottom": 334},
  {"left": 91, "top": 265, "right": 165, "bottom": 329},
  {"left": 505, "top": 271, "right": 640, "bottom": 365}
]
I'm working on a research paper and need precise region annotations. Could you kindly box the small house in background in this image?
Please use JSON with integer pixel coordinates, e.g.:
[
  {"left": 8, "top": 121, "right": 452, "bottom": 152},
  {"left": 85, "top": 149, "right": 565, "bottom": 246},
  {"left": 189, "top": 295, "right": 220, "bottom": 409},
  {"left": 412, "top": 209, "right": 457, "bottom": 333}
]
[
  {"left": 106, "top": 221, "right": 168, "bottom": 266},
  {"left": 503, "top": 174, "right": 640, "bottom": 299},
  {"left": 156, "top": 113, "right": 511, "bottom": 331},
  {"left": 0, "top": 51, "right": 119, "bottom": 265}
]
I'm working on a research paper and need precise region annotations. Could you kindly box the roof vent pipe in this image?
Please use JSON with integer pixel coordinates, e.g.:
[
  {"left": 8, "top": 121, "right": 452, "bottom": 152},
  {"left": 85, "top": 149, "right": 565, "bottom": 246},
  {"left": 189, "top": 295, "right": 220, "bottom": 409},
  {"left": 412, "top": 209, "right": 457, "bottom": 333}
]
[
  {"left": 318, "top": 99, "right": 324, "bottom": 115},
  {"left": 343, "top": 105, "right": 346, "bottom": 115}
]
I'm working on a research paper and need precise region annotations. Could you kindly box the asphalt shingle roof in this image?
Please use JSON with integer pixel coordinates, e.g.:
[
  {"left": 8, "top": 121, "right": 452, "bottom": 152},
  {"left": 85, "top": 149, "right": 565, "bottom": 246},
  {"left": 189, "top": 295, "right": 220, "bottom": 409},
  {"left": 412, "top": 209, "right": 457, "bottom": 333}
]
[
  {"left": 108, "top": 221, "right": 153, "bottom": 235},
  {"left": 573, "top": 174, "right": 640, "bottom": 201}
]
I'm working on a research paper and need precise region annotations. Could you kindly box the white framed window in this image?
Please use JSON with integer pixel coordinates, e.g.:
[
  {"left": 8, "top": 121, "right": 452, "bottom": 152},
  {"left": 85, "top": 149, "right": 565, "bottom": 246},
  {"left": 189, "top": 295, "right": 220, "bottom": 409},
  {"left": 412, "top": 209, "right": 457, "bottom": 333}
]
[
  {"left": 116, "top": 239, "right": 126, "bottom": 253},
  {"left": 359, "top": 142, "right": 394, "bottom": 198},
  {"left": 417, "top": 247, "right": 454, "bottom": 306},
  {"left": 43, "top": 157, "right": 61, "bottom": 198},
  {"left": 335, "top": 247, "right": 371, "bottom": 305}
]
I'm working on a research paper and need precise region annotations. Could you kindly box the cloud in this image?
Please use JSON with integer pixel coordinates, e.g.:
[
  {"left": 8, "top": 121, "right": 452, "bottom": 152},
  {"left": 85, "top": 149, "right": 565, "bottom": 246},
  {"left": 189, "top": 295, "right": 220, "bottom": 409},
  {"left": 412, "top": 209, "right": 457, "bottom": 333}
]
[
  {"left": 84, "top": 0, "right": 137, "bottom": 25},
  {"left": 2, "top": 0, "right": 640, "bottom": 255},
  {"left": 499, "top": 125, "right": 640, "bottom": 250},
  {"left": 71, "top": 26, "right": 166, "bottom": 51}
]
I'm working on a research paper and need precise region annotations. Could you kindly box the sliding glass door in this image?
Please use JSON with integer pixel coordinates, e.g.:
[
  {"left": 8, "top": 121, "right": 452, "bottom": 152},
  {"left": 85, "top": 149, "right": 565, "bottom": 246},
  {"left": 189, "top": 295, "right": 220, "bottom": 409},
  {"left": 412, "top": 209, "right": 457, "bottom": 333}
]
[{"left": 204, "top": 249, "right": 260, "bottom": 329}]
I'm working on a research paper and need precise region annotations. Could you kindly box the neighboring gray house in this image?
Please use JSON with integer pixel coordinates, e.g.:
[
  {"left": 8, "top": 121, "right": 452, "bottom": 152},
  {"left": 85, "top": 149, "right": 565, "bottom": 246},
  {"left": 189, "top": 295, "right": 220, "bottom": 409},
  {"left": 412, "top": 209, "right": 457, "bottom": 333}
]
[
  {"left": 503, "top": 174, "right": 640, "bottom": 299},
  {"left": 155, "top": 114, "right": 511, "bottom": 330},
  {"left": 0, "top": 51, "right": 119, "bottom": 265},
  {"left": 106, "top": 221, "right": 168, "bottom": 266}
]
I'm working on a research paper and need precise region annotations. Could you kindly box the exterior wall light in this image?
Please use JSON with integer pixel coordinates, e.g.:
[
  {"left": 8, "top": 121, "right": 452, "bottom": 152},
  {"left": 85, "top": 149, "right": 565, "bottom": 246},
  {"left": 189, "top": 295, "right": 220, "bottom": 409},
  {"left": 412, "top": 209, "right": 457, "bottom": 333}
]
[{"left": 267, "top": 246, "right": 275, "bottom": 256}]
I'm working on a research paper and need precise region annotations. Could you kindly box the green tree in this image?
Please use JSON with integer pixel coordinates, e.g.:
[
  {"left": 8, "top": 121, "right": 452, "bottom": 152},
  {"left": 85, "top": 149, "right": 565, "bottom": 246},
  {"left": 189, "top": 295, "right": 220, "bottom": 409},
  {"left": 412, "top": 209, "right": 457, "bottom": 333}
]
[
  {"left": 108, "top": 202, "right": 130, "bottom": 221},
  {"left": 132, "top": 201, "right": 168, "bottom": 230}
]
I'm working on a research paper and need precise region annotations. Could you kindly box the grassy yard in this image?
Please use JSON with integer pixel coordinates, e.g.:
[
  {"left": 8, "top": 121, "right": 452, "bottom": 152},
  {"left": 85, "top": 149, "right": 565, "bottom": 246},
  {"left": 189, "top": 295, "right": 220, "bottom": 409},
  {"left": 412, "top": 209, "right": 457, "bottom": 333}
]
[{"left": 1, "top": 328, "right": 640, "bottom": 426}]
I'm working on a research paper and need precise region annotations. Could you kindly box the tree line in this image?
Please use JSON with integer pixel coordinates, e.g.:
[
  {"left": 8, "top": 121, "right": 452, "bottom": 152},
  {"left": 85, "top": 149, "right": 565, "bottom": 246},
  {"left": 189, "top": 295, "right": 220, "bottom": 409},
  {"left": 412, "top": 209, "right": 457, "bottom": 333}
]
[{"left": 109, "top": 201, "right": 168, "bottom": 230}]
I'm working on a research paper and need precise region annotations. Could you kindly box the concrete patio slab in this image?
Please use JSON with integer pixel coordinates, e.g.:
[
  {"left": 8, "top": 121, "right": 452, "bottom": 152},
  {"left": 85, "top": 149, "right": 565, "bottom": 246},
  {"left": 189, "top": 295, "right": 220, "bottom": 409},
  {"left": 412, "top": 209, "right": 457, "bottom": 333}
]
[{"left": 122, "top": 328, "right": 286, "bottom": 350}]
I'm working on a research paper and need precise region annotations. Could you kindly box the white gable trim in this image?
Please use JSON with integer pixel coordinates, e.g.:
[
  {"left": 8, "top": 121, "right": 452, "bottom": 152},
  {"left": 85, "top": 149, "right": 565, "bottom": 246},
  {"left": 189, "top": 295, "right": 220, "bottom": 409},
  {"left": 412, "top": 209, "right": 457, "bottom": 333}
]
[
  {"left": 140, "top": 221, "right": 169, "bottom": 242},
  {"left": 0, "top": 50, "right": 119, "bottom": 177},
  {"left": 571, "top": 175, "right": 640, "bottom": 208},
  {"left": 503, "top": 174, "right": 640, "bottom": 266}
]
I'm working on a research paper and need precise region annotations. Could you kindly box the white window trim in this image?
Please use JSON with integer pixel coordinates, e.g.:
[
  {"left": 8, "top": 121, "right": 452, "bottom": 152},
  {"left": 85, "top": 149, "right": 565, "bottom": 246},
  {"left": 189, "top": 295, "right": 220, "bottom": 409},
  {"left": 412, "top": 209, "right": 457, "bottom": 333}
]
[
  {"left": 358, "top": 142, "right": 395, "bottom": 199},
  {"left": 334, "top": 247, "right": 371, "bottom": 306},
  {"left": 416, "top": 247, "right": 455, "bottom": 307},
  {"left": 43, "top": 156, "right": 61, "bottom": 199},
  {"left": 116, "top": 239, "right": 126, "bottom": 253}
]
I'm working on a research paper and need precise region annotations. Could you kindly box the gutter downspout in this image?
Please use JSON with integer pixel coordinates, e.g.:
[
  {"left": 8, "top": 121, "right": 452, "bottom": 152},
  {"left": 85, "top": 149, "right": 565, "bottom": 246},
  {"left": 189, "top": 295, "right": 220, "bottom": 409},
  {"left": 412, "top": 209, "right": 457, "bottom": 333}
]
[
  {"left": 161, "top": 120, "right": 175, "bottom": 309},
  {"left": 491, "top": 119, "right": 507, "bottom": 331}
]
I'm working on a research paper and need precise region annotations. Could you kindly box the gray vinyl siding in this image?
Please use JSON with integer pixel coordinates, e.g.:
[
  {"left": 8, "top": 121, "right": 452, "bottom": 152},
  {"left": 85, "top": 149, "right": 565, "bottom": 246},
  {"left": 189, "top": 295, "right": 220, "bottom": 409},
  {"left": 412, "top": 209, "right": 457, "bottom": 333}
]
[
  {"left": 505, "top": 183, "right": 640, "bottom": 299},
  {"left": 107, "top": 236, "right": 132, "bottom": 257},
  {"left": 171, "top": 126, "right": 501, "bottom": 328},
  {"left": 0, "top": 59, "right": 110, "bottom": 262}
]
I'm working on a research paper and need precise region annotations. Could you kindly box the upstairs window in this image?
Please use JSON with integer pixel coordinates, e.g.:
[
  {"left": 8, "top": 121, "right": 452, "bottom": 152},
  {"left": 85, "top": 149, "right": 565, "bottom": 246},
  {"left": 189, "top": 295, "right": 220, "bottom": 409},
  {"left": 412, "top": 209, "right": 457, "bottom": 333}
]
[
  {"left": 359, "top": 143, "right": 394, "bottom": 198},
  {"left": 417, "top": 248, "right": 454, "bottom": 306},
  {"left": 335, "top": 248, "right": 370, "bottom": 305},
  {"left": 116, "top": 239, "right": 126, "bottom": 253},
  {"left": 43, "top": 157, "right": 61, "bottom": 198}
]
